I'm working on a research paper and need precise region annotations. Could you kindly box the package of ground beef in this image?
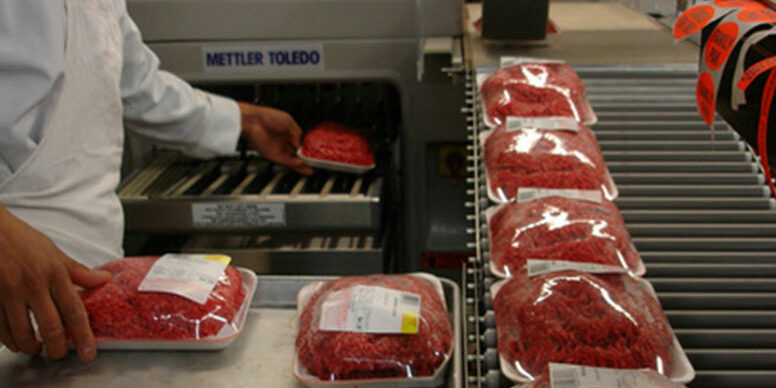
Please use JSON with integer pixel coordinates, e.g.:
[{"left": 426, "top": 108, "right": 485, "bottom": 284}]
[
  {"left": 486, "top": 193, "right": 644, "bottom": 277},
  {"left": 299, "top": 122, "right": 375, "bottom": 173},
  {"left": 294, "top": 274, "right": 453, "bottom": 384},
  {"left": 477, "top": 58, "right": 596, "bottom": 127},
  {"left": 79, "top": 256, "right": 252, "bottom": 347},
  {"left": 492, "top": 271, "right": 678, "bottom": 383},
  {"left": 522, "top": 363, "right": 689, "bottom": 388},
  {"left": 481, "top": 124, "right": 617, "bottom": 202}
]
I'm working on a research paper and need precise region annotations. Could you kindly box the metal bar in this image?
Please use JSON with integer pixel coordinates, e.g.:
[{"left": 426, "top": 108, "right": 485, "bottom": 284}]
[
  {"left": 616, "top": 185, "right": 768, "bottom": 197},
  {"left": 612, "top": 173, "right": 762, "bottom": 185},
  {"left": 633, "top": 238, "right": 776, "bottom": 251},
  {"left": 628, "top": 224, "right": 776, "bottom": 238},
  {"left": 599, "top": 141, "right": 743, "bottom": 151},
  {"left": 615, "top": 197, "right": 774, "bottom": 210},
  {"left": 606, "top": 161, "right": 755, "bottom": 173},
  {"left": 622, "top": 210, "right": 776, "bottom": 223},
  {"left": 602, "top": 151, "right": 751, "bottom": 162}
]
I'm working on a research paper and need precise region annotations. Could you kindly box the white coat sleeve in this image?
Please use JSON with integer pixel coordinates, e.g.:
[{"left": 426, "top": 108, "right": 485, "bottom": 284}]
[{"left": 115, "top": 0, "right": 241, "bottom": 158}]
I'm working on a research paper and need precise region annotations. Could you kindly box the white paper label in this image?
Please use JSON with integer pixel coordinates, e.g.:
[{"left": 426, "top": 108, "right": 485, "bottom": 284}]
[
  {"left": 500, "top": 56, "right": 565, "bottom": 68},
  {"left": 517, "top": 188, "right": 603, "bottom": 204},
  {"left": 138, "top": 254, "right": 231, "bottom": 305},
  {"left": 527, "top": 259, "right": 628, "bottom": 278},
  {"left": 549, "top": 363, "right": 682, "bottom": 388},
  {"left": 203, "top": 43, "right": 325, "bottom": 73},
  {"left": 192, "top": 202, "right": 286, "bottom": 227},
  {"left": 318, "top": 286, "right": 421, "bottom": 334},
  {"left": 505, "top": 116, "right": 581, "bottom": 132}
]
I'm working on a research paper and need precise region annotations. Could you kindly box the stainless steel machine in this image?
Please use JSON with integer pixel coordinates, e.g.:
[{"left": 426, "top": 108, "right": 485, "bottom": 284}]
[{"left": 120, "top": 0, "right": 469, "bottom": 274}]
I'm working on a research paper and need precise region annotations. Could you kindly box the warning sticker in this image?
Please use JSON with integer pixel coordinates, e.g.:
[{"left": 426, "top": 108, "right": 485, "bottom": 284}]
[{"left": 192, "top": 202, "right": 286, "bottom": 227}]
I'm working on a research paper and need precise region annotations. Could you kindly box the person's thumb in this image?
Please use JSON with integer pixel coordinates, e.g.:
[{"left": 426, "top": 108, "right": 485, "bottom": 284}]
[{"left": 64, "top": 258, "right": 112, "bottom": 289}]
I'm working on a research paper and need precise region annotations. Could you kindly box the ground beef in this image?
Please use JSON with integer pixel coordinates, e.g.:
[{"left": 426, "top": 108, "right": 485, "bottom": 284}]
[
  {"left": 301, "top": 122, "right": 375, "bottom": 166},
  {"left": 296, "top": 275, "right": 452, "bottom": 380},
  {"left": 480, "top": 62, "right": 590, "bottom": 125},
  {"left": 79, "top": 256, "right": 245, "bottom": 340},
  {"left": 488, "top": 197, "right": 642, "bottom": 276},
  {"left": 493, "top": 272, "right": 674, "bottom": 380},
  {"left": 483, "top": 125, "right": 616, "bottom": 202}
]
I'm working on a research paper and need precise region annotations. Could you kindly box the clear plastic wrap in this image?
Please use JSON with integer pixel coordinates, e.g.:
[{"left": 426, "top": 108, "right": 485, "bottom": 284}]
[
  {"left": 492, "top": 271, "right": 675, "bottom": 382},
  {"left": 295, "top": 274, "right": 453, "bottom": 382},
  {"left": 79, "top": 256, "right": 247, "bottom": 341},
  {"left": 299, "top": 122, "right": 375, "bottom": 167},
  {"left": 486, "top": 195, "right": 644, "bottom": 277},
  {"left": 481, "top": 125, "right": 618, "bottom": 202},
  {"left": 478, "top": 60, "right": 596, "bottom": 126}
]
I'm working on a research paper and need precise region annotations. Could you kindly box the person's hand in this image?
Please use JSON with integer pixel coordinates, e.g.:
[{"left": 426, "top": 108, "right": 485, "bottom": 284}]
[
  {"left": 0, "top": 205, "right": 111, "bottom": 362},
  {"left": 238, "top": 102, "right": 314, "bottom": 175}
]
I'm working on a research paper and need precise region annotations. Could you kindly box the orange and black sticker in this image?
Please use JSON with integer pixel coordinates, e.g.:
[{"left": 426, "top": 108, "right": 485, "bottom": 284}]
[
  {"left": 705, "top": 22, "right": 739, "bottom": 71},
  {"left": 696, "top": 72, "right": 716, "bottom": 125},
  {"left": 674, "top": 5, "right": 717, "bottom": 40}
]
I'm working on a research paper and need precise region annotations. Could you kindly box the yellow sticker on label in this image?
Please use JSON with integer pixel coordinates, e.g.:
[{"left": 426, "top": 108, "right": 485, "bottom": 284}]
[
  {"left": 401, "top": 311, "right": 419, "bottom": 334},
  {"left": 203, "top": 254, "right": 232, "bottom": 265}
]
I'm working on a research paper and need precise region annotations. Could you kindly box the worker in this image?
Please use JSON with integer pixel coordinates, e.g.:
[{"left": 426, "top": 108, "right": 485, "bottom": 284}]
[{"left": 0, "top": 1, "right": 313, "bottom": 362}]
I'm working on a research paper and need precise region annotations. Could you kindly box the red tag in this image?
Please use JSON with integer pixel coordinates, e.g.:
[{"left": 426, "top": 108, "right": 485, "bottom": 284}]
[
  {"left": 705, "top": 22, "right": 740, "bottom": 71},
  {"left": 697, "top": 72, "right": 716, "bottom": 125},
  {"left": 738, "top": 56, "right": 776, "bottom": 91},
  {"left": 758, "top": 70, "right": 776, "bottom": 198},
  {"left": 714, "top": 0, "right": 757, "bottom": 8},
  {"left": 674, "top": 5, "right": 717, "bottom": 40},
  {"left": 738, "top": 6, "right": 776, "bottom": 22}
]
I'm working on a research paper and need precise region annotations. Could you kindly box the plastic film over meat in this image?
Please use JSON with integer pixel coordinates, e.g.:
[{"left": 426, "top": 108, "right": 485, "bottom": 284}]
[
  {"left": 295, "top": 274, "right": 453, "bottom": 382},
  {"left": 487, "top": 196, "right": 644, "bottom": 277},
  {"left": 492, "top": 271, "right": 675, "bottom": 383}
]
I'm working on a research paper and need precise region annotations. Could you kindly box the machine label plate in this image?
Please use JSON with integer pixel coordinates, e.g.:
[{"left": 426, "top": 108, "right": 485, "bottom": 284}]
[
  {"left": 192, "top": 202, "right": 287, "bottom": 227},
  {"left": 203, "top": 44, "right": 325, "bottom": 72}
]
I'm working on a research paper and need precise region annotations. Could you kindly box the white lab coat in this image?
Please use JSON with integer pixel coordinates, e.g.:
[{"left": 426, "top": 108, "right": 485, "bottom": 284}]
[{"left": 0, "top": 0, "right": 241, "bottom": 267}]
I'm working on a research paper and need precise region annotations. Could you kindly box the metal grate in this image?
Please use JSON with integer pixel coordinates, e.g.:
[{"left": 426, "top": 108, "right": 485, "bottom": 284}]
[
  {"left": 464, "top": 66, "right": 776, "bottom": 387},
  {"left": 119, "top": 152, "right": 382, "bottom": 232}
]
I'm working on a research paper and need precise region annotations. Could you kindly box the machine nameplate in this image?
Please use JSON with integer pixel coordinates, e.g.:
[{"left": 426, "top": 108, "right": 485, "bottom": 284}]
[{"left": 203, "top": 44, "right": 325, "bottom": 73}]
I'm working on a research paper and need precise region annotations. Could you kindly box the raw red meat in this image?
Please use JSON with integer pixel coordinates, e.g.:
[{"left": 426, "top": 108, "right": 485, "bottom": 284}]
[
  {"left": 296, "top": 275, "right": 452, "bottom": 380},
  {"left": 480, "top": 62, "right": 590, "bottom": 124},
  {"left": 79, "top": 256, "right": 245, "bottom": 340},
  {"left": 493, "top": 272, "right": 674, "bottom": 381},
  {"left": 483, "top": 125, "right": 616, "bottom": 202},
  {"left": 301, "top": 122, "right": 375, "bottom": 166},
  {"left": 488, "top": 197, "right": 642, "bottom": 276}
]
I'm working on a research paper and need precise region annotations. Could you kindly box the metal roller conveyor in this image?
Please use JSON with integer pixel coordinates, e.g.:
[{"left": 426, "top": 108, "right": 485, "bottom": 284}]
[
  {"left": 119, "top": 153, "right": 382, "bottom": 232},
  {"left": 464, "top": 67, "right": 776, "bottom": 388}
]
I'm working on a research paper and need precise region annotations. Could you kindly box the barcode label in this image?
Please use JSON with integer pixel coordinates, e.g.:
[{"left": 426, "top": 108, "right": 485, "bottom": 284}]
[
  {"left": 319, "top": 286, "right": 422, "bottom": 334},
  {"left": 506, "top": 116, "right": 581, "bottom": 132},
  {"left": 402, "top": 293, "right": 420, "bottom": 308},
  {"left": 548, "top": 363, "right": 681, "bottom": 388},
  {"left": 551, "top": 366, "right": 581, "bottom": 388},
  {"left": 517, "top": 188, "right": 603, "bottom": 204},
  {"left": 500, "top": 56, "right": 566, "bottom": 68},
  {"left": 527, "top": 259, "right": 628, "bottom": 277}
]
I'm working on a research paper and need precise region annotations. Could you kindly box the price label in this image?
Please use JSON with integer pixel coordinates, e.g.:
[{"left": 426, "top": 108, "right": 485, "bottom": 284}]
[
  {"left": 138, "top": 254, "right": 231, "bottom": 305},
  {"left": 527, "top": 260, "right": 627, "bottom": 278},
  {"left": 319, "top": 286, "right": 422, "bottom": 335}
]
